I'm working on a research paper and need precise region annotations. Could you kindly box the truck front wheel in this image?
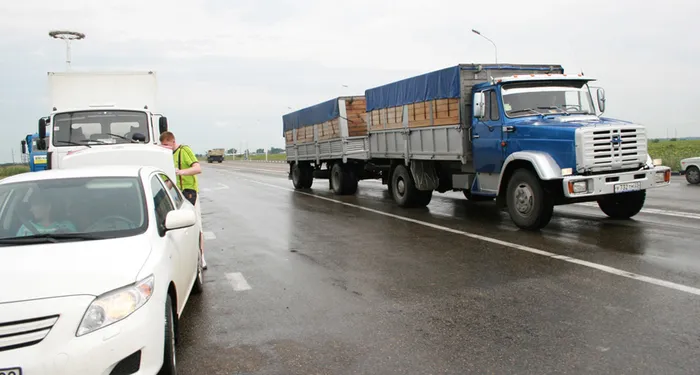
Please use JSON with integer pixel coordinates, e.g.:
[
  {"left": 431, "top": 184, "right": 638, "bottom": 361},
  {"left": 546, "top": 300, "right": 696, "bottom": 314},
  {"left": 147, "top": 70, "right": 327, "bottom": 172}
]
[
  {"left": 505, "top": 169, "right": 554, "bottom": 230},
  {"left": 686, "top": 166, "right": 700, "bottom": 185},
  {"left": 597, "top": 190, "right": 646, "bottom": 219}
]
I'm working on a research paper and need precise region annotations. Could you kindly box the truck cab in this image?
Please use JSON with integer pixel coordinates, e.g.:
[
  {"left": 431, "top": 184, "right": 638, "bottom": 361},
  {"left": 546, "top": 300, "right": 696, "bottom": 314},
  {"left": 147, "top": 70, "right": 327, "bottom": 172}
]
[
  {"left": 37, "top": 107, "right": 168, "bottom": 170},
  {"left": 469, "top": 74, "right": 670, "bottom": 228},
  {"left": 20, "top": 132, "right": 49, "bottom": 172}
]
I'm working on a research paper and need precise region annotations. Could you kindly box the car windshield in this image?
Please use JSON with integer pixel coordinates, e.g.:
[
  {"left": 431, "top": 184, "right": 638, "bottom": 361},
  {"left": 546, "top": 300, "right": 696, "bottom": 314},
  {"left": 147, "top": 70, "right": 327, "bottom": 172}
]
[
  {"left": 0, "top": 176, "right": 147, "bottom": 242},
  {"left": 51, "top": 110, "right": 150, "bottom": 146},
  {"left": 500, "top": 81, "right": 596, "bottom": 118}
]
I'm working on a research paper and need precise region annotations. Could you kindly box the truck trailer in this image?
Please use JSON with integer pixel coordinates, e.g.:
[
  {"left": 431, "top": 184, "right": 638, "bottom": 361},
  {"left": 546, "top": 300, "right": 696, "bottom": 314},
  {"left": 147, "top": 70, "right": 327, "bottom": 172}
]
[
  {"left": 283, "top": 63, "right": 672, "bottom": 230},
  {"left": 36, "top": 70, "right": 169, "bottom": 170}
]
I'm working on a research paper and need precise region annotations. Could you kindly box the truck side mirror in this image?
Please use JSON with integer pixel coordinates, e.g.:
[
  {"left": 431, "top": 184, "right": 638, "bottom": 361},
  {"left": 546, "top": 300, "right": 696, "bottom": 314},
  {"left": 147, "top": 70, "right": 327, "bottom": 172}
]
[
  {"left": 38, "top": 118, "right": 47, "bottom": 139},
  {"left": 597, "top": 88, "right": 606, "bottom": 113},
  {"left": 159, "top": 117, "right": 168, "bottom": 134},
  {"left": 21, "top": 140, "right": 26, "bottom": 154},
  {"left": 473, "top": 92, "right": 486, "bottom": 119}
]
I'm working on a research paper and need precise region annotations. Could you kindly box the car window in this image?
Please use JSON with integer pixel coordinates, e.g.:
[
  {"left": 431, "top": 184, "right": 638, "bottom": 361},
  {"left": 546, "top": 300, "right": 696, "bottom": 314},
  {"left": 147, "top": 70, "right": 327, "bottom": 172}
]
[
  {"left": 159, "top": 173, "right": 184, "bottom": 209},
  {"left": 0, "top": 176, "right": 147, "bottom": 240},
  {"left": 150, "top": 175, "right": 174, "bottom": 233}
]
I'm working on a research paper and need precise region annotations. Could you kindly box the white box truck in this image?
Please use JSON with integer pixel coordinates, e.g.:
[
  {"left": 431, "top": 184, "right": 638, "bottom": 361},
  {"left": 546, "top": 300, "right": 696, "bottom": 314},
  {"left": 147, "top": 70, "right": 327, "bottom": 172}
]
[{"left": 36, "top": 71, "right": 170, "bottom": 170}]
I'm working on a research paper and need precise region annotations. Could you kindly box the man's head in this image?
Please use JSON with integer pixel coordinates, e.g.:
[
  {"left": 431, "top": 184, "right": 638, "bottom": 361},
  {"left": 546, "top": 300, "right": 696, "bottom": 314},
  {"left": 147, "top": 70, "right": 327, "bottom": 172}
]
[
  {"left": 159, "top": 131, "right": 178, "bottom": 150},
  {"left": 29, "top": 193, "right": 52, "bottom": 221}
]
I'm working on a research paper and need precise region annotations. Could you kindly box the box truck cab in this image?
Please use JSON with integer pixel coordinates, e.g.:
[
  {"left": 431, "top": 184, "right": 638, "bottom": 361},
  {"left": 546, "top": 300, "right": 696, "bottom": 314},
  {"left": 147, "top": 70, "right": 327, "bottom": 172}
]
[
  {"left": 21, "top": 131, "right": 49, "bottom": 172},
  {"left": 36, "top": 71, "right": 169, "bottom": 170}
]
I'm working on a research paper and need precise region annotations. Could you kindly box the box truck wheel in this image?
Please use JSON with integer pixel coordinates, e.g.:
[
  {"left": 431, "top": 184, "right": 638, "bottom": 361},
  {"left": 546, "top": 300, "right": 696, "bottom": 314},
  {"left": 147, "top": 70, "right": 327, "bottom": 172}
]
[
  {"left": 331, "top": 163, "right": 357, "bottom": 195},
  {"left": 505, "top": 169, "right": 554, "bottom": 230},
  {"left": 391, "top": 164, "right": 431, "bottom": 207},
  {"left": 597, "top": 190, "right": 646, "bottom": 219}
]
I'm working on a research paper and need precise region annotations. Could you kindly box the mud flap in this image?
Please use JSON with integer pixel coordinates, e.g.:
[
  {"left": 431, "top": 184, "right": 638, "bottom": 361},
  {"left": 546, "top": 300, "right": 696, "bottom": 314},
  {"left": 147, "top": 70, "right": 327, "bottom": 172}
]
[{"left": 410, "top": 160, "right": 439, "bottom": 191}]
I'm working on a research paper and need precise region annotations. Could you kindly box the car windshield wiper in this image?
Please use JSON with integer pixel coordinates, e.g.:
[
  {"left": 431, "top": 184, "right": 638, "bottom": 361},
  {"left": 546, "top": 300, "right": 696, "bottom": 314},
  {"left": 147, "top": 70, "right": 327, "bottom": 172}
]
[{"left": 0, "top": 233, "right": 104, "bottom": 245}]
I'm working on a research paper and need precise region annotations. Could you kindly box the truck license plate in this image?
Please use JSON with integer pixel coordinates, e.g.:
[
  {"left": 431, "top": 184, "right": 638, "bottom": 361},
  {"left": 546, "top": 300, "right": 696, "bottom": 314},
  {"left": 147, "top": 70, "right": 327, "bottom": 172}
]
[
  {"left": 0, "top": 368, "right": 22, "bottom": 375},
  {"left": 614, "top": 182, "right": 641, "bottom": 193}
]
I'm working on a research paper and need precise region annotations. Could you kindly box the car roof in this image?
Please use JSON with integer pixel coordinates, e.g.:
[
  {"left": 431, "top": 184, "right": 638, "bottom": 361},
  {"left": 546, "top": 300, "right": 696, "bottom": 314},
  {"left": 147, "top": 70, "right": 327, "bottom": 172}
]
[{"left": 0, "top": 165, "right": 162, "bottom": 184}]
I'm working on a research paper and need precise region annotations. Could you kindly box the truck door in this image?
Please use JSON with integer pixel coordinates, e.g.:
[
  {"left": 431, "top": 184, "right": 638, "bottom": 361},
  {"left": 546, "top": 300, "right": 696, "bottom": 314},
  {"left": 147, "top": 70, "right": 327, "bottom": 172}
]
[{"left": 472, "top": 89, "right": 505, "bottom": 173}]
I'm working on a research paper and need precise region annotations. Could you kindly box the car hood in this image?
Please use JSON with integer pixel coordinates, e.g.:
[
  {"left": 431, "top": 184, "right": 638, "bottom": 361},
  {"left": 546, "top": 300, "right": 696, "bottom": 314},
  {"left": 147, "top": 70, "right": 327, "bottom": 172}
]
[
  {"left": 0, "top": 235, "right": 153, "bottom": 303},
  {"left": 511, "top": 114, "right": 635, "bottom": 128}
]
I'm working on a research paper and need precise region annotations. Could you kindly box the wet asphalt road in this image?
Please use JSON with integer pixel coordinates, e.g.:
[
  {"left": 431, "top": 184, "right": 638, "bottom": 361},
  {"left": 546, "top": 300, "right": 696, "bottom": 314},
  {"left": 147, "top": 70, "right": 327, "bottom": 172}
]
[{"left": 176, "top": 161, "right": 700, "bottom": 375}]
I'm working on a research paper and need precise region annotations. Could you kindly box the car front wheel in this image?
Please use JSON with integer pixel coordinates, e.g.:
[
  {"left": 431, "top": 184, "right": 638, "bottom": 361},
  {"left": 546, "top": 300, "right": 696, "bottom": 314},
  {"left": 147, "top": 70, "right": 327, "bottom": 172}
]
[{"left": 158, "top": 294, "right": 177, "bottom": 375}]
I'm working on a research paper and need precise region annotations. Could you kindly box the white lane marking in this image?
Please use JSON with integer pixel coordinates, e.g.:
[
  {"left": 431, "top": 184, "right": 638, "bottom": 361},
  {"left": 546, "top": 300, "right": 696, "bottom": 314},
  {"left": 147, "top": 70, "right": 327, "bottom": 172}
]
[
  {"left": 574, "top": 202, "right": 700, "bottom": 220},
  {"left": 203, "top": 231, "right": 217, "bottom": 240},
  {"left": 225, "top": 272, "right": 252, "bottom": 291},
  {"left": 235, "top": 175, "right": 700, "bottom": 297}
]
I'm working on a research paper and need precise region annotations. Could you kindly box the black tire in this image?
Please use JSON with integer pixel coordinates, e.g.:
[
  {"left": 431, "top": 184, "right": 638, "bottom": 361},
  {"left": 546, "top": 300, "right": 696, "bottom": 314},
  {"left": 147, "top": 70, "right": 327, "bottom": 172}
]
[
  {"left": 331, "top": 163, "right": 357, "bottom": 195},
  {"left": 301, "top": 165, "right": 314, "bottom": 189},
  {"left": 218, "top": 160, "right": 222, "bottom": 163},
  {"left": 686, "top": 166, "right": 700, "bottom": 185},
  {"left": 391, "top": 164, "right": 430, "bottom": 207},
  {"left": 597, "top": 190, "right": 646, "bottom": 219},
  {"left": 158, "top": 294, "right": 177, "bottom": 375},
  {"left": 192, "top": 252, "right": 203, "bottom": 295},
  {"left": 505, "top": 169, "right": 554, "bottom": 230},
  {"left": 291, "top": 163, "right": 313, "bottom": 189},
  {"left": 463, "top": 190, "right": 494, "bottom": 202}
]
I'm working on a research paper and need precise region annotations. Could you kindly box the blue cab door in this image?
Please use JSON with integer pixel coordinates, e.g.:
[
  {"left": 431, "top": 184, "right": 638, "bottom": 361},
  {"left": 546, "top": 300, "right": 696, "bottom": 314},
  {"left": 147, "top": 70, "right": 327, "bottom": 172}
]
[{"left": 472, "top": 89, "right": 505, "bottom": 174}]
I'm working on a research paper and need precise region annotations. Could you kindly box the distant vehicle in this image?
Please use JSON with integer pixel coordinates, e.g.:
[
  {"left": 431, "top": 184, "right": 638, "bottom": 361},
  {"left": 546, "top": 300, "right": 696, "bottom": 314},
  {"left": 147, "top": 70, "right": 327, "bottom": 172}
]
[
  {"left": 680, "top": 157, "right": 700, "bottom": 184},
  {"left": 283, "top": 63, "right": 672, "bottom": 230},
  {"left": 0, "top": 164, "right": 203, "bottom": 374},
  {"left": 20, "top": 130, "right": 49, "bottom": 172},
  {"left": 36, "top": 70, "right": 170, "bottom": 170},
  {"left": 206, "top": 148, "right": 225, "bottom": 163}
]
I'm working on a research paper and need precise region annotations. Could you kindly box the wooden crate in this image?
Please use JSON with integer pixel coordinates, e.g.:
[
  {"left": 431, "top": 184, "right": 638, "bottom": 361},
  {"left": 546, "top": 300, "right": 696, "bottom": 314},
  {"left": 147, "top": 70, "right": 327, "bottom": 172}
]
[
  {"left": 369, "top": 98, "right": 460, "bottom": 130},
  {"left": 344, "top": 97, "right": 368, "bottom": 137},
  {"left": 285, "top": 130, "right": 294, "bottom": 145},
  {"left": 285, "top": 96, "right": 368, "bottom": 144}
]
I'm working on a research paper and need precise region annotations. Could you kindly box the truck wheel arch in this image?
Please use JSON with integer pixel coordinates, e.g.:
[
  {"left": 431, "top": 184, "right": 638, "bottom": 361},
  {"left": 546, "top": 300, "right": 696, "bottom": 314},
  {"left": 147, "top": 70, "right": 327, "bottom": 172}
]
[{"left": 497, "top": 152, "right": 563, "bottom": 203}]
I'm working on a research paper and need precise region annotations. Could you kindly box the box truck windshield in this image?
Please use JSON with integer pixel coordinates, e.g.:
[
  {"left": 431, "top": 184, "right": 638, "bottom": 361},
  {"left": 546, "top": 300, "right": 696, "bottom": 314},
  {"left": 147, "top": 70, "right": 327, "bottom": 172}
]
[{"left": 52, "top": 110, "right": 150, "bottom": 146}]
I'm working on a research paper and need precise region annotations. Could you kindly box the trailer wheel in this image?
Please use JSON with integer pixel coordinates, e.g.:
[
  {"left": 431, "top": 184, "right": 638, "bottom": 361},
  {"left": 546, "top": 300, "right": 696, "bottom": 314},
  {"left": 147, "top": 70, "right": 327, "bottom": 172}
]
[
  {"left": 505, "top": 169, "right": 554, "bottom": 230},
  {"left": 597, "top": 190, "right": 646, "bottom": 219},
  {"left": 292, "top": 163, "right": 313, "bottom": 189},
  {"left": 686, "top": 166, "right": 700, "bottom": 185},
  {"left": 331, "top": 163, "right": 357, "bottom": 195},
  {"left": 391, "top": 164, "right": 430, "bottom": 207}
]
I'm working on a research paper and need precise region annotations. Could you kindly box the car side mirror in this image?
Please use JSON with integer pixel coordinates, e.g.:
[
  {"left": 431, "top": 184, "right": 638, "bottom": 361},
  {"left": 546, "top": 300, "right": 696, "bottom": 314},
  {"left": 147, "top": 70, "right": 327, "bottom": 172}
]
[
  {"left": 159, "top": 117, "right": 168, "bottom": 134},
  {"left": 164, "top": 210, "right": 196, "bottom": 231},
  {"left": 38, "top": 118, "right": 47, "bottom": 139},
  {"left": 597, "top": 88, "right": 606, "bottom": 113},
  {"left": 473, "top": 92, "right": 486, "bottom": 119}
]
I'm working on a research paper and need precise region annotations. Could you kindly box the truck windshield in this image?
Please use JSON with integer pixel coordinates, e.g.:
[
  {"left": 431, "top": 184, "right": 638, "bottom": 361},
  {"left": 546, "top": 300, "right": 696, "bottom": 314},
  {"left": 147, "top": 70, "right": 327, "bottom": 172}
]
[
  {"left": 500, "top": 81, "right": 596, "bottom": 118},
  {"left": 0, "top": 176, "right": 147, "bottom": 242},
  {"left": 51, "top": 110, "right": 150, "bottom": 146}
]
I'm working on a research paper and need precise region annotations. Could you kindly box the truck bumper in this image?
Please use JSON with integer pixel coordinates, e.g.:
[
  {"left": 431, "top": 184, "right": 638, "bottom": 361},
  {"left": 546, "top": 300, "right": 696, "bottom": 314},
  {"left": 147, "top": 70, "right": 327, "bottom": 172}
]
[{"left": 562, "top": 166, "right": 671, "bottom": 198}]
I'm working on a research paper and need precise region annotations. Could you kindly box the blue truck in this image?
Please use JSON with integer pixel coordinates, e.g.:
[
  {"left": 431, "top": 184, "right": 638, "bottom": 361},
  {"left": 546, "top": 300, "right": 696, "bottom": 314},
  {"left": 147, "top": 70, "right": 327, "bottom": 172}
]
[
  {"left": 284, "top": 63, "right": 672, "bottom": 230},
  {"left": 20, "top": 131, "right": 49, "bottom": 172}
]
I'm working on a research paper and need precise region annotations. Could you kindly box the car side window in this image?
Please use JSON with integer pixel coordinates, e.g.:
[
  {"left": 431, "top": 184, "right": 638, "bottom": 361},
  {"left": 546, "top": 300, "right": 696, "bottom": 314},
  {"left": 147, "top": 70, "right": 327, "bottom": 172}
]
[
  {"left": 150, "top": 175, "right": 174, "bottom": 233},
  {"left": 159, "top": 173, "right": 184, "bottom": 209}
]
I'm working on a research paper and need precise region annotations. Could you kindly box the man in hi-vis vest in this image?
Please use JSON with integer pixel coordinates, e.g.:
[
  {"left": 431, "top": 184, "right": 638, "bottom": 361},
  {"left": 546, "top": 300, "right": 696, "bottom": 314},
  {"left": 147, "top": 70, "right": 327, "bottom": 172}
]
[{"left": 160, "top": 131, "right": 207, "bottom": 269}]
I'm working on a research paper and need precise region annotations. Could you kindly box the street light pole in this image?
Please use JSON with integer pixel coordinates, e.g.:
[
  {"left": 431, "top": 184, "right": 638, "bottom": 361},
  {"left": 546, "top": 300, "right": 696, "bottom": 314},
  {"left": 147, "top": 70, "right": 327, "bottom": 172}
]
[{"left": 471, "top": 29, "right": 498, "bottom": 64}]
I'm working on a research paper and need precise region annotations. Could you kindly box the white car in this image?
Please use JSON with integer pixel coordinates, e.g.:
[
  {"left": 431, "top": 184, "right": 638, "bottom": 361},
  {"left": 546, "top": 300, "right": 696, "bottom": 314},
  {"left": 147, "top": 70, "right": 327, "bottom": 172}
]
[
  {"left": 680, "top": 156, "right": 700, "bottom": 185},
  {"left": 0, "top": 165, "right": 203, "bottom": 374}
]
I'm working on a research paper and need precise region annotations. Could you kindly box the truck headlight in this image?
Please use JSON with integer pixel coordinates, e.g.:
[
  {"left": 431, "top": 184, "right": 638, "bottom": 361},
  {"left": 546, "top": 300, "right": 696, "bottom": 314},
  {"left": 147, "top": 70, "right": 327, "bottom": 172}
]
[
  {"left": 76, "top": 275, "right": 154, "bottom": 337},
  {"left": 568, "top": 180, "right": 589, "bottom": 194}
]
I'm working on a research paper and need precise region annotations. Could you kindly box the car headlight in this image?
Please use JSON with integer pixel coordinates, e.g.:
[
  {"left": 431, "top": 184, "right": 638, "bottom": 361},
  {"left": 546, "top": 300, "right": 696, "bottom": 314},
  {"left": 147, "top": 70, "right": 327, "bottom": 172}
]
[{"left": 76, "top": 275, "right": 154, "bottom": 337}]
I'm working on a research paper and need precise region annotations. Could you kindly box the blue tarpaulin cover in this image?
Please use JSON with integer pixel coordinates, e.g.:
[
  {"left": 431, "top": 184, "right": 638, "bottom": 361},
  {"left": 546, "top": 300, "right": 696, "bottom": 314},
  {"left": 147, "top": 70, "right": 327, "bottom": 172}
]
[
  {"left": 365, "top": 65, "right": 461, "bottom": 112},
  {"left": 283, "top": 98, "right": 339, "bottom": 133}
]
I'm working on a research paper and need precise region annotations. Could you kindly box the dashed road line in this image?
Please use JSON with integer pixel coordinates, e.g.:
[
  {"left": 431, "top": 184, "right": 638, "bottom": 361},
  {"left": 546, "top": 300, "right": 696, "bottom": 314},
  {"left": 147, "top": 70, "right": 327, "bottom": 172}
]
[{"left": 225, "top": 272, "right": 252, "bottom": 291}]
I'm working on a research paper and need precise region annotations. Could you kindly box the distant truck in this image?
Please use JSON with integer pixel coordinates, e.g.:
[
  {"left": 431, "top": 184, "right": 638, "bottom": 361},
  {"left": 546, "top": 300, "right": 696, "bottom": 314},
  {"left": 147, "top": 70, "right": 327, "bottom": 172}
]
[
  {"left": 206, "top": 148, "right": 225, "bottom": 163},
  {"left": 36, "top": 70, "right": 169, "bottom": 170},
  {"left": 283, "top": 63, "right": 672, "bottom": 230},
  {"left": 20, "top": 130, "right": 49, "bottom": 172}
]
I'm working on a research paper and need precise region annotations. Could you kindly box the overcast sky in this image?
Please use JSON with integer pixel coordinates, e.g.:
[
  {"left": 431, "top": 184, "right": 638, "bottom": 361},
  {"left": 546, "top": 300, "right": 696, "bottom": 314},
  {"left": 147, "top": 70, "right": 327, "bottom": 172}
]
[{"left": 0, "top": 0, "right": 697, "bottom": 163}]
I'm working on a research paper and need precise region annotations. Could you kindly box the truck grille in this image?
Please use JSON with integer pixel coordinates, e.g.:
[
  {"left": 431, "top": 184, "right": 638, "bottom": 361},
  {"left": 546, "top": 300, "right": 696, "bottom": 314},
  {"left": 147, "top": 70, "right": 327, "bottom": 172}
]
[
  {"left": 576, "top": 125, "right": 647, "bottom": 173},
  {"left": 0, "top": 315, "right": 59, "bottom": 352}
]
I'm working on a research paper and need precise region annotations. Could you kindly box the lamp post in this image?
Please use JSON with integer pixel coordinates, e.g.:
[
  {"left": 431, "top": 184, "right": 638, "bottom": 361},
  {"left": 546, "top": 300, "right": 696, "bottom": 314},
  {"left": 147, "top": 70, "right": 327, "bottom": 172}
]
[
  {"left": 471, "top": 29, "right": 497, "bottom": 64},
  {"left": 49, "top": 30, "right": 86, "bottom": 70}
]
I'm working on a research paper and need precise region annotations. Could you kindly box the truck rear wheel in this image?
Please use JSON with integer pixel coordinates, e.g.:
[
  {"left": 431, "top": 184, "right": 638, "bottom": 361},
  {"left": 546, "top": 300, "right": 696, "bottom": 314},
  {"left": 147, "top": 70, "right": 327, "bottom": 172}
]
[
  {"left": 597, "top": 190, "right": 646, "bottom": 219},
  {"left": 505, "top": 169, "right": 554, "bottom": 230},
  {"left": 331, "top": 163, "right": 357, "bottom": 195},
  {"left": 391, "top": 164, "right": 432, "bottom": 207},
  {"left": 686, "top": 166, "right": 700, "bottom": 185}
]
